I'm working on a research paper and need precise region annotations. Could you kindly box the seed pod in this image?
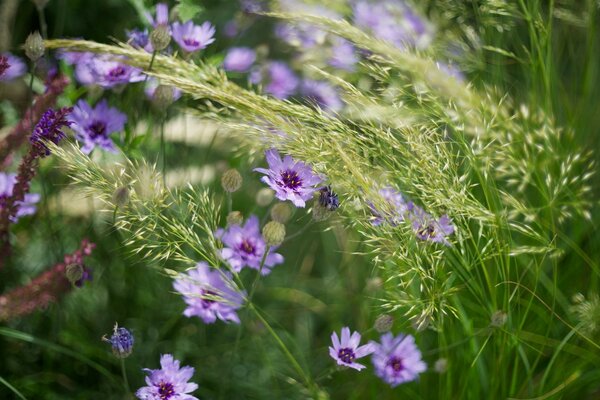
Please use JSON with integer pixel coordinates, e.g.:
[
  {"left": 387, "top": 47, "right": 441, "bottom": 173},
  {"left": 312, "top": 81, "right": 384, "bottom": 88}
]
[
  {"left": 374, "top": 314, "right": 394, "bottom": 333},
  {"left": 24, "top": 31, "right": 44, "bottom": 62},
  {"left": 150, "top": 24, "right": 171, "bottom": 51},
  {"left": 65, "top": 263, "right": 84, "bottom": 286},
  {"left": 262, "top": 221, "right": 285, "bottom": 247},
  {"left": 221, "top": 169, "right": 243, "bottom": 193},
  {"left": 226, "top": 211, "right": 244, "bottom": 226},
  {"left": 270, "top": 202, "right": 292, "bottom": 223}
]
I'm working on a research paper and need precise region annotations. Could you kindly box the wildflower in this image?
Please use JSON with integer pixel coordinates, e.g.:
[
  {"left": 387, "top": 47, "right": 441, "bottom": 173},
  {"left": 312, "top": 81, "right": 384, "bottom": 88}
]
[
  {"left": 274, "top": 1, "right": 338, "bottom": 48},
  {"left": 301, "top": 80, "right": 343, "bottom": 112},
  {"left": 24, "top": 31, "right": 44, "bottom": 62},
  {"left": 103, "top": 323, "right": 134, "bottom": 358},
  {"left": 262, "top": 221, "right": 286, "bottom": 246},
  {"left": 146, "top": 3, "right": 170, "bottom": 27},
  {"left": 172, "top": 21, "right": 215, "bottom": 53},
  {"left": 370, "top": 333, "right": 427, "bottom": 387},
  {"left": 329, "top": 37, "right": 358, "bottom": 71},
  {"left": 250, "top": 62, "right": 299, "bottom": 99},
  {"left": 216, "top": 215, "right": 284, "bottom": 275},
  {"left": 135, "top": 354, "right": 199, "bottom": 400},
  {"left": 69, "top": 99, "right": 127, "bottom": 154},
  {"left": 56, "top": 51, "right": 96, "bottom": 85},
  {"left": 127, "top": 29, "right": 153, "bottom": 52},
  {"left": 409, "top": 205, "right": 454, "bottom": 245},
  {"left": 318, "top": 186, "right": 340, "bottom": 211},
  {"left": 149, "top": 25, "right": 171, "bottom": 52},
  {"left": 221, "top": 169, "right": 243, "bottom": 192},
  {"left": 223, "top": 47, "right": 256, "bottom": 73},
  {"left": 30, "top": 107, "right": 72, "bottom": 157},
  {"left": 173, "top": 262, "right": 245, "bottom": 324},
  {"left": 369, "top": 187, "right": 410, "bottom": 226},
  {"left": 254, "top": 148, "right": 322, "bottom": 207},
  {"left": 0, "top": 173, "right": 40, "bottom": 222},
  {"left": 0, "top": 53, "right": 26, "bottom": 81},
  {"left": 90, "top": 55, "right": 145, "bottom": 88},
  {"left": 329, "top": 327, "right": 374, "bottom": 371}
]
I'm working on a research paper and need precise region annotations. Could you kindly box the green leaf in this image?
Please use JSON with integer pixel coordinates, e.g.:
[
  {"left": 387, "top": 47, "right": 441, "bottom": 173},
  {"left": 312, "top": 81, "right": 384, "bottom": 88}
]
[{"left": 175, "top": 0, "right": 204, "bottom": 21}]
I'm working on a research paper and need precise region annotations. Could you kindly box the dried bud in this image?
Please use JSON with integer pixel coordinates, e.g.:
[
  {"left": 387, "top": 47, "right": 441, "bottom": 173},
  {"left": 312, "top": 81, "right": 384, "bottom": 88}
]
[
  {"left": 221, "top": 169, "right": 243, "bottom": 193},
  {"left": 24, "top": 32, "right": 45, "bottom": 62},
  {"left": 227, "top": 211, "right": 244, "bottom": 226},
  {"left": 262, "top": 221, "right": 285, "bottom": 247},
  {"left": 255, "top": 188, "right": 274, "bottom": 206},
  {"left": 65, "top": 263, "right": 84, "bottom": 286},
  {"left": 112, "top": 186, "right": 130, "bottom": 207},
  {"left": 153, "top": 84, "right": 175, "bottom": 109},
  {"left": 103, "top": 323, "right": 134, "bottom": 359},
  {"left": 149, "top": 24, "right": 171, "bottom": 52},
  {"left": 490, "top": 310, "right": 508, "bottom": 327},
  {"left": 271, "top": 202, "right": 292, "bottom": 223},
  {"left": 374, "top": 314, "right": 394, "bottom": 333}
]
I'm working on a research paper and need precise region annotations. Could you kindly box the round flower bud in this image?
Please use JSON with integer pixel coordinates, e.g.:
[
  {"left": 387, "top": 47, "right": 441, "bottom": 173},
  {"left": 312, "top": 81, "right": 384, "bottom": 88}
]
[
  {"left": 271, "top": 202, "right": 292, "bottom": 223},
  {"left": 221, "top": 169, "right": 243, "bottom": 193},
  {"left": 112, "top": 186, "right": 130, "bottom": 207},
  {"left": 262, "top": 221, "right": 285, "bottom": 247},
  {"left": 374, "top": 314, "right": 394, "bottom": 333},
  {"left": 227, "top": 211, "right": 244, "bottom": 226},
  {"left": 255, "top": 188, "right": 274, "bottom": 206},
  {"left": 103, "top": 324, "right": 134, "bottom": 359},
  {"left": 149, "top": 25, "right": 171, "bottom": 52},
  {"left": 24, "top": 31, "right": 44, "bottom": 62},
  {"left": 152, "top": 84, "right": 175, "bottom": 109},
  {"left": 65, "top": 263, "right": 84, "bottom": 286},
  {"left": 434, "top": 358, "right": 448, "bottom": 374},
  {"left": 490, "top": 310, "right": 508, "bottom": 327}
]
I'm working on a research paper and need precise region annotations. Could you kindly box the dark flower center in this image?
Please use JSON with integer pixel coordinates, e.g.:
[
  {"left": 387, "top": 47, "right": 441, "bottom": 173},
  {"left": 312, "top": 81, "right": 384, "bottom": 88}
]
[
  {"left": 108, "top": 66, "right": 127, "bottom": 79},
  {"left": 337, "top": 347, "right": 356, "bottom": 364},
  {"left": 183, "top": 38, "right": 200, "bottom": 47},
  {"left": 157, "top": 381, "right": 175, "bottom": 400},
  {"left": 387, "top": 357, "right": 404, "bottom": 374},
  {"left": 201, "top": 289, "right": 217, "bottom": 308},
  {"left": 279, "top": 169, "right": 302, "bottom": 190},
  {"left": 238, "top": 239, "right": 256, "bottom": 255},
  {"left": 87, "top": 120, "right": 107, "bottom": 139},
  {"left": 418, "top": 223, "right": 436, "bottom": 239}
]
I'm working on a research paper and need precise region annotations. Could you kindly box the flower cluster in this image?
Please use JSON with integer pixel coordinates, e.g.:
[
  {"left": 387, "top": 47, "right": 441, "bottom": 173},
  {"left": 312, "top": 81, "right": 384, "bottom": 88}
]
[
  {"left": 69, "top": 99, "right": 127, "bottom": 154},
  {"left": 173, "top": 262, "right": 245, "bottom": 324},
  {"left": 136, "top": 354, "right": 199, "bottom": 400},
  {"left": 103, "top": 323, "right": 134, "bottom": 358},
  {"left": 30, "top": 107, "right": 73, "bottom": 157}
]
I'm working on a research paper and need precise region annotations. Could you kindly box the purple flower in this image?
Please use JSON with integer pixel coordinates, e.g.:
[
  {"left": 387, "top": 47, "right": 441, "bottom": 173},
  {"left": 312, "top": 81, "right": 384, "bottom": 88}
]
[
  {"left": 301, "top": 80, "right": 343, "bottom": 112},
  {"left": 329, "top": 327, "right": 375, "bottom": 371},
  {"left": 172, "top": 21, "right": 215, "bottom": 53},
  {"left": 370, "top": 333, "right": 427, "bottom": 387},
  {"left": 250, "top": 61, "right": 298, "bottom": 99},
  {"left": 0, "top": 55, "right": 9, "bottom": 78},
  {"left": 329, "top": 37, "right": 358, "bottom": 71},
  {"left": 30, "top": 107, "right": 72, "bottom": 157},
  {"left": 409, "top": 205, "right": 454, "bottom": 245},
  {"left": 216, "top": 215, "right": 283, "bottom": 274},
  {"left": 136, "top": 354, "right": 199, "bottom": 400},
  {"left": 103, "top": 323, "right": 134, "bottom": 358},
  {"left": 146, "top": 3, "right": 169, "bottom": 27},
  {"left": 223, "top": 47, "right": 256, "bottom": 73},
  {"left": 173, "top": 262, "right": 245, "bottom": 324},
  {"left": 240, "top": 0, "right": 267, "bottom": 13},
  {"left": 275, "top": 1, "right": 338, "bottom": 48},
  {"left": 436, "top": 62, "right": 464, "bottom": 81},
  {"left": 127, "top": 29, "right": 153, "bottom": 52},
  {"left": 70, "top": 99, "right": 127, "bottom": 154},
  {"left": 369, "top": 187, "right": 410, "bottom": 226},
  {"left": 0, "top": 173, "right": 40, "bottom": 222},
  {"left": 89, "top": 55, "right": 145, "bottom": 88},
  {"left": 0, "top": 53, "right": 26, "bottom": 81},
  {"left": 319, "top": 185, "right": 340, "bottom": 211},
  {"left": 254, "top": 149, "right": 322, "bottom": 207},
  {"left": 57, "top": 51, "right": 96, "bottom": 85}
]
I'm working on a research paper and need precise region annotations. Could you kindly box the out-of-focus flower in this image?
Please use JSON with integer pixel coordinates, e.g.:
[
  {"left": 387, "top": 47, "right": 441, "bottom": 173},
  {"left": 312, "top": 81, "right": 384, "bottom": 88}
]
[
  {"left": 103, "top": 323, "right": 134, "bottom": 358},
  {"left": 318, "top": 186, "right": 340, "bottom": 211},
  {"left": 370, "top": 333, "right": 427, "bottom": 387},
  {"left": 173, "top": 262, "right": 245, "bottom": 324},
  {"left": 275, "top": 0, "right": 338, "bottom": 48},
  {"left": 409, "top": 205, "right": 454, "bottom": 245},
  {"left": 240, "top": 0, "right": 266, "bottom": 13},
  {"left": 69, "top": 99, "right": 127, "bottom": 154},
  {"left": 254, "top": 148, "right": 322, "bottom": 207},
  {"left": 369, "top": 187, "right": 410, "bottom": 226},
  {"left": 146, "top": 3, "right": 170, "bottom": 27},
  {"left": 127, "top": 29, "right": 152, "bottom": 52},
  {"left": 251, "top": 62, "right": 299, "bottom": 99},
  {"left": 0, "top": 55, "right": 9, "bottom": 78},
  {"left": 301, "top": 80, "right": 343, "bottom": 112},
  {"left": 223, "top": 47, "right": 256, "bottom": 72},
  {"left": 329, "top": 327, "right": 375, "bottom": 371},
  {"left": 30, "top": 107, "right": 72, "bottom": 157},
  {"left": 89, "top": 55, "right": 145, "bottom": 88},
  {"left": 56, "top": 51, "right": 96, "bottom": 85},
  {"left": 172, "top": 21, "right": 215, "bottom": 53},
  {"left": 135, "top": 354, "right": 199, "bottom": 400},
  {"left": 216, "top": 215, "right": 284, "bottom": 274},
  {"left": 0, "top": 53, "right": 26, "bottom": 81},
  {"left": 221, "top": 169, "right": 243, "bottom": 192},
  {"left": 0, "top": 173, "right": 40, "bottom": 222},
  {"left": 329, "top": 37, "right": 358, "bottom": 71}
]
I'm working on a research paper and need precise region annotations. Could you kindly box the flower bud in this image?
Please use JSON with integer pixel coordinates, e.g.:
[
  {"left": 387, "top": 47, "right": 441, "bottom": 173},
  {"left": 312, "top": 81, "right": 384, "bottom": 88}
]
[
  {"left": 149, "top": 24, "right": 171, "bottom": 52},
  {"left": 434, "top": 358, "right": 448, "bottom": 374},
  {"left": 24, "top": 31, "right": 44, "bottom": 62},
  {"left": 227, "top": 211, "right": 244, "bottom": 226},
  {"left": 262, "top": 221, "right": 285, "bottom": 247},
  {"left": 490, "top": 310, "right": 508, "bottom": 327},
  {"left": 374, "top": 314, "right": 394, "bottom": 333},
  {"left": 103, "top": 324, "right": 134, "bottom": 359},
  {"left": 221, "top": 169, "right": 243, "bottom": 193},
  {"left": 65, "top": 263, "right": 84, "bottom": 286},
  {"left": 255, "top": 188, "right": 274, "bottom": 206},
  {"left": 271, "top": 202, "right": 292, "bottom": 223},
  {"left": 112, "top": 186, "right": 130, "bottom": 207},
  {"left": 152, "top": 84, "right": 175, "bottom": 109}
]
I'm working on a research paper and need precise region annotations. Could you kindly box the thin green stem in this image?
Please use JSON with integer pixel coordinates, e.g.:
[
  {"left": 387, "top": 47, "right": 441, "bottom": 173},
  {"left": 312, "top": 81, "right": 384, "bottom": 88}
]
[
  {"left": 247, "top": 245, "right": 270, "bottom": 304},
  {"left": 120, "top": 358, "right": 131, "bottom": 396},
  {"left": 36, "top": 6, "right": 48, "bottom": 40}
]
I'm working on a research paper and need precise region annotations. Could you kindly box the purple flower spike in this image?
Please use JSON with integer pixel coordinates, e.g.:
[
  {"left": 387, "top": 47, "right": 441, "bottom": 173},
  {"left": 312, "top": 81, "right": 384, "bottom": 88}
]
[
  {"left": 70, "top": 99, "right": 127, "bottom": 154},
  {"left": 135, "top": 354, "right": 199, "bottom": 400},
  {"left": 254, "top": 149, "right": 322, "bottom": 207},
  {"left": 0, "top": 53, "right": 26, "bottom": 81},
  {"left": 371, "top": 333, "right": 427, "bottom": 387},
  {"left": 223, "top": 47, "right": 256, "bottom": 73},
  {"left": 216, "top": 215, "right": 284, "bottom": 274},
  {"left": 301, "top": 80, "right": 343, "bottom": 112},
  {"left": 369, "top": 187, "right": 410, "bottom": 226},
  {"left": 410, "top": 205, "right": 454, "bottom": 245},
  {"left": 172, "top": 21, "right": 215, "bottom": 53},
  {"left": 329, "top": 327, "right": 374, "bottom": 371},
  {"left": 0, "top": 173, "right": 40, "bottom": 222},
  {"left": 30, "top": 107, "right": 73, "bottom": 157},
  {"left": 173, "top": 262, "right": 245, "bottom": 324}
]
